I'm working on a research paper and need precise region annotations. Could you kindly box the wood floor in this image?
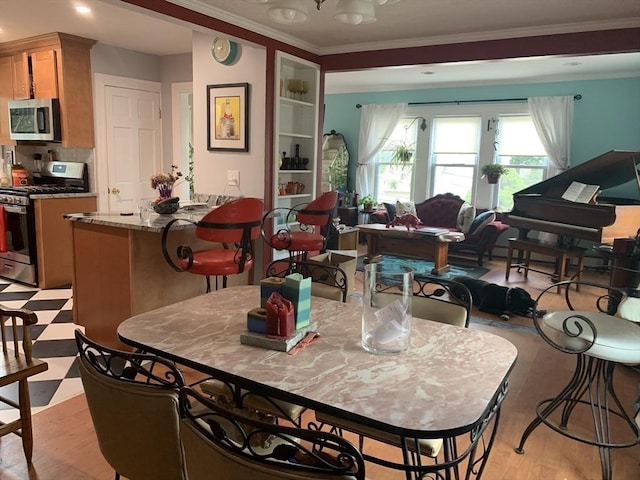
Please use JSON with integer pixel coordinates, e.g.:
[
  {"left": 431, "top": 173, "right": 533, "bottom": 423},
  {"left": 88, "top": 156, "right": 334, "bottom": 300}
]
[{"left": 0, "top": 252, "right": 639, "bottom": 479}]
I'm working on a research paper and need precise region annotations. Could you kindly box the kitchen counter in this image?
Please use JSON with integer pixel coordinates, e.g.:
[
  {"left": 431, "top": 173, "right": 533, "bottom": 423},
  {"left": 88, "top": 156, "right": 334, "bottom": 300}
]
[
  {"left": 31, "top": 192, "right": 97, "bottom": 200},
  {"left": 64, "top": 207, "right": 210, "bottom": 232},
  {"left": 65, "top": 206, "right": 250, "bottom": 349}
]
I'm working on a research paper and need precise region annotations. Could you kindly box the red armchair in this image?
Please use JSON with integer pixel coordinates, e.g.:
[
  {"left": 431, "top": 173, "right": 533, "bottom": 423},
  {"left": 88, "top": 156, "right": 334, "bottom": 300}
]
[{"left": 369, "top": 193, "right": 510, "bottom": 266}]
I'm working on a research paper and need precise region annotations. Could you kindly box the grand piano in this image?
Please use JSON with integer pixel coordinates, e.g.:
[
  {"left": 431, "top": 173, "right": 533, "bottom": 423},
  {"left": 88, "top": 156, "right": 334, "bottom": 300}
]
[{"left": 504, "top": 150, "right": 640, "bottom": 244}]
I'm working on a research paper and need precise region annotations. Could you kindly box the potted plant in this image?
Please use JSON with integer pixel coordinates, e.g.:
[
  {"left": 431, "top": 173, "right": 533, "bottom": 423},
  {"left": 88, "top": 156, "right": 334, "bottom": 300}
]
[
  {"left": 358, "top": 194, "right": 376, "bottom": 212},
  {"left": 481, "top": 164, "right": 508, "bottom": 184},
  {"left": 390, "top": 142, "right": 414, "bottom": 171}
]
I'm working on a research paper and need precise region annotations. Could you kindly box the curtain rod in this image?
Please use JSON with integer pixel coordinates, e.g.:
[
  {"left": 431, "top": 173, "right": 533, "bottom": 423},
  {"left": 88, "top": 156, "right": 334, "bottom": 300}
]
[{"left": 355, "top": 94, "right": 582, "bottom": 108}]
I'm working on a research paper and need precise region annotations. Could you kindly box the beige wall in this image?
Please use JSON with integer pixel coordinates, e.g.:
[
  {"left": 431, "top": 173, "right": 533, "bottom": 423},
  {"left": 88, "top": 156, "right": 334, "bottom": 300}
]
[{"left": 192, "top": 31, "right": 267, "bottom": 201}]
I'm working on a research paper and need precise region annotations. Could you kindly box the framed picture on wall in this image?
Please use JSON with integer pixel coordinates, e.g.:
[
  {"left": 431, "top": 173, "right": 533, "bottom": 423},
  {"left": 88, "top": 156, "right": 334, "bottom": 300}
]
[{"left": 207, "top": 82, "right": 249, "bottom": 152}]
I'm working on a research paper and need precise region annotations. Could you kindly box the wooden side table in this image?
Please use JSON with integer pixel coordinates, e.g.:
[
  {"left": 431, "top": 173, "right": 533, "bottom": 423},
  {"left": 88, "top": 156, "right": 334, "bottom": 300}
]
[{"left": 336, "top": 226, "right": 359, "bottom": 250}]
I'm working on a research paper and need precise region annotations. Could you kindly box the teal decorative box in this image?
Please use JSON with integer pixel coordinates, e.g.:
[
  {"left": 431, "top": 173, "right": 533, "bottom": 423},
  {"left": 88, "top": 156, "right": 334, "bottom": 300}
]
[
  {"left": 247, "top": 307, "right": 267, "bottom": 334},
  {"left": 260, "top": 277, "right": 285, "bottom": 308},
  {"left": 283, "top": 273, "right": 311, "bottom": 329}
]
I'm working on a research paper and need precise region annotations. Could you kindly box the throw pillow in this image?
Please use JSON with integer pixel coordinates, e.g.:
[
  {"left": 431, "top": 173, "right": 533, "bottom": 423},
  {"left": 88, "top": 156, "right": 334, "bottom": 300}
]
[
  {"left": 396, "top": 200, "right": 416, "bottom": 216},
  {"left": 383, "top": 202, "right": 397, "bottom": 219},
  {"left": 468, "top": 211, "right": 496, "bottom": 235},
  {"left": 456, "top": 202, "right": 476, "bottom": 233}
]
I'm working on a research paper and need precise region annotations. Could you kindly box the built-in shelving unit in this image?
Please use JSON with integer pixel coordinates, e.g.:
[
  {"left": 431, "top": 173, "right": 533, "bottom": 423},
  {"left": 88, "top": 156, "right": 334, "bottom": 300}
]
[{"left": 271, "top": 51, "right": 320, "bottom": 260}]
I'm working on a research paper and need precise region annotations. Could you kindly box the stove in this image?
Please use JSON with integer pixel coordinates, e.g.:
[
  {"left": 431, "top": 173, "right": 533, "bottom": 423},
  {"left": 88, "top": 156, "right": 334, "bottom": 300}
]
[{"left": 0, "top": 161, "right": 89, "bottom": 286}]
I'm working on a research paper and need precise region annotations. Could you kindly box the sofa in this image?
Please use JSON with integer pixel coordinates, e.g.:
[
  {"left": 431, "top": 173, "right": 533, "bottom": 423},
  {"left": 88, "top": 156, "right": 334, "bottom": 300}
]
[{"left": 369, "top": 193, "right": 510, "bottom": 266}]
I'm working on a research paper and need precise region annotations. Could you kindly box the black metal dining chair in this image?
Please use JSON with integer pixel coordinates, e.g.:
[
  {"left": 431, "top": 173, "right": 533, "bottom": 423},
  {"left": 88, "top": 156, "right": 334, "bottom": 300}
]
[{"left": 179, "top": 386, "right": 366, "bottom": 480}]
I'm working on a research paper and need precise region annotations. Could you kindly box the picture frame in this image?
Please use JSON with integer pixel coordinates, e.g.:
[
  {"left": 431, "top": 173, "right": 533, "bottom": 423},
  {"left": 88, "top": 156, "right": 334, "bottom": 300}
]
[{"left": 207, "top": 83, "right": 249, "bottom": 152}]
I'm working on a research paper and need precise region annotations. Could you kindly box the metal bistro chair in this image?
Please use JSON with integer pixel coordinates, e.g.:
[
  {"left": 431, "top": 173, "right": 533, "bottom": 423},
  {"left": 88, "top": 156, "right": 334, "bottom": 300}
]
[
  {"left": 0, "top": 305, "right": 48, "bottom": 463},
  {"left": 162, "top": 197, "right": 264, "bottom": 292},
  {"left": 75, "top": 329, "right": 187, "bottom": 480},
  {"left": 262, "top": 190, "right": 338, "bottom": 262},
  {"left": 314, "top": 278, "right": 488, "bottom": 479},
  {"left": 179, "top": 386, "right": 366, "bottom": 480},
  {"left": 515, "top": 280, "right": 640, "bottom": 480},
  {"left": 266, "top": 258, "right": 349, "bottom": 303}
]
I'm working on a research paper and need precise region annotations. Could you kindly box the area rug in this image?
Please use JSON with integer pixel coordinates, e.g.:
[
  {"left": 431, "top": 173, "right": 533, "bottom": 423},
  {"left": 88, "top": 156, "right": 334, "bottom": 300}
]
[{"left": 356, "top": 254, "right": 489, "bottom": 280}]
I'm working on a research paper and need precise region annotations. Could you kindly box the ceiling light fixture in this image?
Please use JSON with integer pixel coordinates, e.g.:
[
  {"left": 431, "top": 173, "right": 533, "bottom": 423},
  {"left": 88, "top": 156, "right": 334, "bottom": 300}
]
[
  {"left": 245, "top": 0, "right": 400, "bottom": 25},
  {"left": 268, "top": 0, "right": 309, "bottom": 24}
]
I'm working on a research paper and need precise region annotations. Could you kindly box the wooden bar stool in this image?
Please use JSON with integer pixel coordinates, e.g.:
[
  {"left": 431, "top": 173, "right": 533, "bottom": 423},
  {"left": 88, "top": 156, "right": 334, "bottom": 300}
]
[{"left": 506, "top": 237, "right": 586, "bottom": 293}]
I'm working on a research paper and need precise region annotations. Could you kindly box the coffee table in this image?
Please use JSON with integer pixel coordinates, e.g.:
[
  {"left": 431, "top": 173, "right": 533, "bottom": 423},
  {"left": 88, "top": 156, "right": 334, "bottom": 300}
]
[{"left": 358, "top": 223, "right": 464, "bottom": 275}]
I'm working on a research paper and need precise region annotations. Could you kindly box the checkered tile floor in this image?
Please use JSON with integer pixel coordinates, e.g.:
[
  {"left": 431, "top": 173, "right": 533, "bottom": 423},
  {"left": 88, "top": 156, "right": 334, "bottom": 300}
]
[{"left": 0, "top": 279, "right": 84, "bottom": 424}]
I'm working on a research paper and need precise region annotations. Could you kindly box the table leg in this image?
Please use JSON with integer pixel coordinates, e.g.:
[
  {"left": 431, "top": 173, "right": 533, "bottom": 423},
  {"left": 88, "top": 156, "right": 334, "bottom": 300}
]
[{"left": 431, "top": 242, "right": 450, "bottom": 275}]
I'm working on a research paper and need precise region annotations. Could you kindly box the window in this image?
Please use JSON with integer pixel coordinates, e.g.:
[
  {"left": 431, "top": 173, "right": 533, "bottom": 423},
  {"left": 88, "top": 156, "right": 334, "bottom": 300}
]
[
  {"left": 495, "top": 115, "right": 548, "bottom": 211},
  {"left": 369, "top": 104, "right": 550, "bottom": 211},
  {"left": 430, "top": 117, "right": 481, "bottom": 202},
  {"left": 375, "top": 119, "right": 417, "bottom": 203}
]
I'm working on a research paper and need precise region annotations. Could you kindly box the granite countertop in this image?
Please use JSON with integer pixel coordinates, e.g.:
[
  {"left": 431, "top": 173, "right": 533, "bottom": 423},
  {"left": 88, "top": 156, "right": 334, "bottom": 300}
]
[{"left": 64, "top": 207, "right": 211, "bottom": 233}]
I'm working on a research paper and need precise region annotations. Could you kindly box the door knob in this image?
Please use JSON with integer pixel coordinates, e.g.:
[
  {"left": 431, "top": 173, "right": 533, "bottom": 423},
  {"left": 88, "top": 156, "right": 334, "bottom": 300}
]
[{"left": 112, "top": 187, "right": 120, "bottom": 195}]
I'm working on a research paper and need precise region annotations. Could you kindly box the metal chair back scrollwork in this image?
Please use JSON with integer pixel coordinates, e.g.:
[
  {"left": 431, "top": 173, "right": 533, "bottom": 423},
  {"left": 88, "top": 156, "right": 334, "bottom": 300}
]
[
  {"left": 266, "top": 258, "right": 349, "bottom": 302},
  {"left": 75, "top": 329, "right": 187, "bottom": 480},
  {"left": 179, "top": 386, "right": 366, "bottom": 480}
]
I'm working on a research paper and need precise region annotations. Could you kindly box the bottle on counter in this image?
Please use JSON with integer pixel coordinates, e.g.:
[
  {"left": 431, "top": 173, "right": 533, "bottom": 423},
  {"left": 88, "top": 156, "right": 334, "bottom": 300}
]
[{"left": 0, "top": 160, "right": 9, "bottom": 187}]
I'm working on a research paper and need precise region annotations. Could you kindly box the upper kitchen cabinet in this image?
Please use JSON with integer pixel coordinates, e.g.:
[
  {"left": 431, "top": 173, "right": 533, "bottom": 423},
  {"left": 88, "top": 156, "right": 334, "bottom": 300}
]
[
  {"left": 0, "top": 33, "right": 96, "bottom": 147},
  {"left": 0, "top": 56, "right": 12, "bottom": 144},
  {"left": 12, "top": 50, "right": 59, "bottom": 99}
]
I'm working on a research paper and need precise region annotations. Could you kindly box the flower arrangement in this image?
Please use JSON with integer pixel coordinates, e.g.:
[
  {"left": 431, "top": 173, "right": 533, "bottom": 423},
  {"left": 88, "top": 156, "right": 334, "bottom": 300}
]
[{"left": 151, "top": 165, "right": 183, "bottom": 199}]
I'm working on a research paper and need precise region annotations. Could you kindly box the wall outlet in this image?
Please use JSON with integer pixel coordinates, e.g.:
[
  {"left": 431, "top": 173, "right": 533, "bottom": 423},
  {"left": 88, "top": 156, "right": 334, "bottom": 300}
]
[{"left": 227, "top": 170, "right": 240, "bottom": 186}]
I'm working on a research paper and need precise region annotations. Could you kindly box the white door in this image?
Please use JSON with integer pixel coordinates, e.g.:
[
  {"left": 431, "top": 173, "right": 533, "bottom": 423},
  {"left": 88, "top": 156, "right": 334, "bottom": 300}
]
[{"left": 105, "top": 85, "right": 162, "bottom": 212}]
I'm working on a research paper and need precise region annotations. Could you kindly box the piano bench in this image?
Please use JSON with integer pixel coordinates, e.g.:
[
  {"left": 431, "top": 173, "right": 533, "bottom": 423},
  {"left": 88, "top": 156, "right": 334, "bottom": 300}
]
[{"left": 506, "top": 238, "right": 586, "bottom": 293}]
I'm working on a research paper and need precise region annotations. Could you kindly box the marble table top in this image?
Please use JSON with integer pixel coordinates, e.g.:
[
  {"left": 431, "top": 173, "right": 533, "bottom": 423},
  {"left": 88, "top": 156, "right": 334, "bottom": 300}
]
[{"left": 118, "top": 285, "right": 518, "bottom": 438}]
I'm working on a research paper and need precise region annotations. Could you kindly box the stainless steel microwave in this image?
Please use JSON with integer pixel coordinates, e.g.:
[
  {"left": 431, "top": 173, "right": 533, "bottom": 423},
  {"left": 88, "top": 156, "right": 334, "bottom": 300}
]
[{"left": 8, "top": 98, "right": 62, "bottom": 142}]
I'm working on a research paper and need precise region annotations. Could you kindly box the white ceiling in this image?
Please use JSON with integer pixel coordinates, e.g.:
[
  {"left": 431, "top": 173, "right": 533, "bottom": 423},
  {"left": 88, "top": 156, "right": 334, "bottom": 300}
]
[{"left": 0, "top": 0, "right": 638, "bottom": 94}]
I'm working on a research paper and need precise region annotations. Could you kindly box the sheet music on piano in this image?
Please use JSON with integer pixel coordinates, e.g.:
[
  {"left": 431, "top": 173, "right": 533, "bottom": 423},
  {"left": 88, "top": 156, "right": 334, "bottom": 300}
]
[{"left": 561, "top": 181, "right": 600, "bottom": 204}]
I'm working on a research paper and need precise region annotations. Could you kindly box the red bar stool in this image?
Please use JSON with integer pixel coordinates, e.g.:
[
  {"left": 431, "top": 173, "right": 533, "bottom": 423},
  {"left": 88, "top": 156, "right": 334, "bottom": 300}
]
[
  {"left": 161, "top": 198, "right": 264, "bottom": 292},
  {"left": 262, "top": 190, "right": 338, "bottom": 262}
]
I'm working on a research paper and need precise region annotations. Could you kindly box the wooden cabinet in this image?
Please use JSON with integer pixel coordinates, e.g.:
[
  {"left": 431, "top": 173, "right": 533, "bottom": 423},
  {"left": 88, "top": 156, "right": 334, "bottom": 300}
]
[
  {"left": 0, "top": 56, "right": 13, "bottom": 144},
  {"left": 271, "top": 51, "right": 320, "bottom": 261},
  {"left": 0, "top": 33, "right": 96, "bottom": 147},
  {"left": 34, "top": 196, "right": 97, "bottom": 289},
  {"left": 11, "top": 52, "right": 30, "bottom": 99},
  {"left": 10, "top": 50, "right": 58, "bottom": 99}
]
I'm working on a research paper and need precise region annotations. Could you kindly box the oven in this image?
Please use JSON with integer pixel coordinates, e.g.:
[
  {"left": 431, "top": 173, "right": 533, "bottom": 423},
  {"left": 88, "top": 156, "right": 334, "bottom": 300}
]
[
  {"left": 0, "top": 161, "right": 88, "bottom": 286},
  {"left": 0, "top": 194, "right": 37, "bottom": 285}
]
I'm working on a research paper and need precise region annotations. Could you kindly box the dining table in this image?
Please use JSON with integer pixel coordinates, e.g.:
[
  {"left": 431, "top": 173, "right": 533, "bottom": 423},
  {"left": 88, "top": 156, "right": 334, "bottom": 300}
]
[{"left": 117, "top": 285, "right": 518, "bottom": 479}]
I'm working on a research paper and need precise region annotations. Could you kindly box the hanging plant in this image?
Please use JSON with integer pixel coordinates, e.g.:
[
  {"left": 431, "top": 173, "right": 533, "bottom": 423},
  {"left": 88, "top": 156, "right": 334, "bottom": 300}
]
[
  {"left": 481, "top": 164, "right": 508, "bottom": 184},
  {"left": 390, "top": 142, "right": 414, "bottom": 169}
]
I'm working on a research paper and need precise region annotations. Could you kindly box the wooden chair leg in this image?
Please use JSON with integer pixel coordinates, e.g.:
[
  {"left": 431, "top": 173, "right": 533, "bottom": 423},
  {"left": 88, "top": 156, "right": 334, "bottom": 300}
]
[
  {"left": 505, "top": 244, "right": 514, "bottom": 280},
  {"left": 18, "top": 380, "right": 34, "bottom": 463}
]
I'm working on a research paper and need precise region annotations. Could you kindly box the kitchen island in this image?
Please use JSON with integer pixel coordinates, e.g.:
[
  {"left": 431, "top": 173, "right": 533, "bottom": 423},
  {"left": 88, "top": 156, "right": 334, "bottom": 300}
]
[{"left": 65, "top": 209, "right": 254, "bottom": 348}]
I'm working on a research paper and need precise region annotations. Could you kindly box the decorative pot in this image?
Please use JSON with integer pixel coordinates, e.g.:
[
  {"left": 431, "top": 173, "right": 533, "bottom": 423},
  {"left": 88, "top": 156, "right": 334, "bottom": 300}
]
[
  {"left": 153, "top": 200, "right": 180, "bottom": 214},
  {"left": 486, "top": 174, "right": 500, "bottom": 184}
]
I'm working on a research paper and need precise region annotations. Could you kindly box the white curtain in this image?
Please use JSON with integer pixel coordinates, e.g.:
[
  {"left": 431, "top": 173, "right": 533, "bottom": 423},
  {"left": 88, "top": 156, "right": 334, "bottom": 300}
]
[
  {"left": 356, "top": 103, "right": 406, "bottom": 197},
  {"left": 528, "top": 96, "right": 574, "bottom": 177}
]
